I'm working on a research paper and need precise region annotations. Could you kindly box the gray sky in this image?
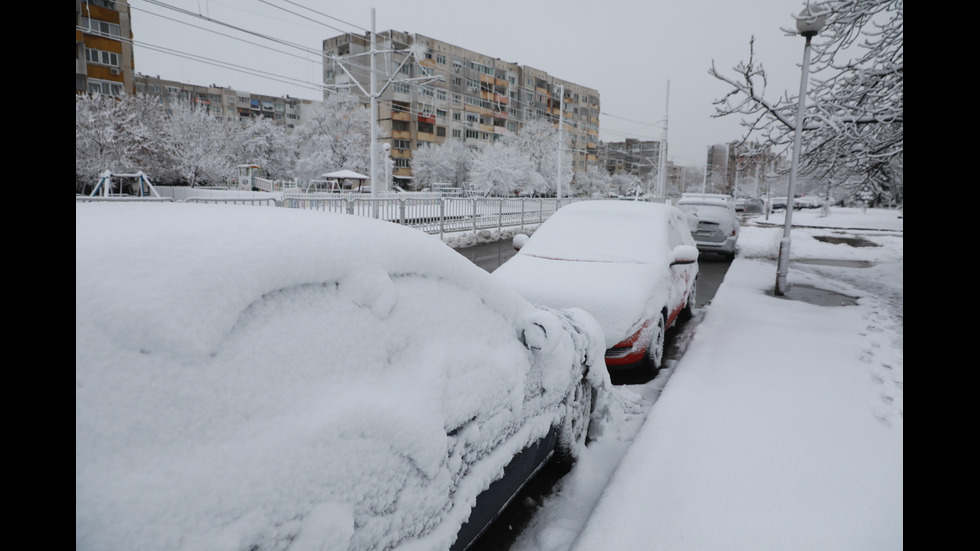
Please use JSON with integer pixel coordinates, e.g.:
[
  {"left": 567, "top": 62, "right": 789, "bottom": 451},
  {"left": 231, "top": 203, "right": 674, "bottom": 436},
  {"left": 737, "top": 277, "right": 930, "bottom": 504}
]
[{"left": 129, "top": 0, "right": 814, "bottom": 168}]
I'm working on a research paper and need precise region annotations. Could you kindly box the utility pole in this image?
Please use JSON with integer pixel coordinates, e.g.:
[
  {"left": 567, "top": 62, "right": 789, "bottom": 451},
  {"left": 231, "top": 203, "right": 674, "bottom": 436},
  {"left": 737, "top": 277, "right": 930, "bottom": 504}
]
[
  {"left": 324, "top": 10, "right": 442, "bottom": 209},
  {"left": 657, "top": 81, "right": 669, "bottom": 199},
  {"left": 369, "top": 8, "right": 378, "bottom": 202},
  {"left": 557, "top": 83, "right": 564, "bottom": 203}
]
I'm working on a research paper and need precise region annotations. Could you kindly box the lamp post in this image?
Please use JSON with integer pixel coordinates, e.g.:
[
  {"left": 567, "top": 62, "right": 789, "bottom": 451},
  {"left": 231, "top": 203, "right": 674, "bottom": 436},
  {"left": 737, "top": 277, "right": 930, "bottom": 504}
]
[{"left": 775, "top": 2, "right": 827, "bottom": 296}]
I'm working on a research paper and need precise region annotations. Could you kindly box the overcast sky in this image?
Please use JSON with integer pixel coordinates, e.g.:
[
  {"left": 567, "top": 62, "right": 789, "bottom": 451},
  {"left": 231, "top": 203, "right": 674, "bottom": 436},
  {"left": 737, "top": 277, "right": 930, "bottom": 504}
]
[{"left": 128, "top": 0, "right": 815, "bottom": 168}]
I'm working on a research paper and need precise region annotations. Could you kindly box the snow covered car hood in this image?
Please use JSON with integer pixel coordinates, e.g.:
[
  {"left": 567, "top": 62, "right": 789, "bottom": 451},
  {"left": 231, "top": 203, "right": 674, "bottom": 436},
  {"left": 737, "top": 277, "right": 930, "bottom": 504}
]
[{"left": 75, "top": 202, "right": 608, "bottom": 551}]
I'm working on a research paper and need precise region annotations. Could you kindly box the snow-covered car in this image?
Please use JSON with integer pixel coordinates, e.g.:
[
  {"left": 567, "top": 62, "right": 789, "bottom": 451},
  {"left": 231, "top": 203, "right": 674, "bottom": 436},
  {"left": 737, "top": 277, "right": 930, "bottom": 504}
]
[
  {"left": 75, "top": 202, "right": 610, "bottom": 551},
  {"left": 675, "top": 196, "right": 740, "bottom": 260},
  {"left": 493, "top": 201, "right": 699, "bottom": 375},
  {"left": 794, "top": 195, "right": 825, "bottom": 209},
  {"left": 735, "top": 196, "right": 765, "bottom": 214}
]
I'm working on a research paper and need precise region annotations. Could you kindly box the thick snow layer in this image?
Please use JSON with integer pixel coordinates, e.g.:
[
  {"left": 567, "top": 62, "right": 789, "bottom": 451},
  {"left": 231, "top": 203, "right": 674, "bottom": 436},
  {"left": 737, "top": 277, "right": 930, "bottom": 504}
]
[{"left": 75, "top": 202, "right": 613, "bottom": 551}]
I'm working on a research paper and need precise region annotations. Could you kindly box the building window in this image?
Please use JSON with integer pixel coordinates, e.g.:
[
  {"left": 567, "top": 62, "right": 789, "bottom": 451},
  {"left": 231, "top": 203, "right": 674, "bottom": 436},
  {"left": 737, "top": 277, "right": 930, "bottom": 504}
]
[
  {"left": 437, "top": 126, "right": 446, "bottom": 137},
  {"left": 393, "top": 139, "right": 411, "bottom": 150},
  {"left": 87, "top": 78, "right": 123, "bottom": 96},
  {"left": 436, "top": 54, "right": 446, "bottom": 64},
  {"left": 80, "top": 17, "right": 121, "bottom": 38},
  {"left": 452, "top": 112, "right": 462, "bottom": 121},
  {"left": 393, "top": 81, "right": 411, "bottom": 94},
  {"left": 437, "top": 90, "right": 447, "bottom": 101},
  {"left": 85, "top": 47, "right": 119, "bottom": 67},
  {"left": 465, "top": 129, "right": 479, "bottom": 139},
  {"left": 436, "top": 109, "right": 447, "bottom": 119},
  {"left": 394, "top": 158, "right": 411, "bottom": 168},
  {"left": 453, "top": 129, "right": 462, "bottom": 138},
  {"left": 418, "top": 121, "right": 434, "bottom": 134}
]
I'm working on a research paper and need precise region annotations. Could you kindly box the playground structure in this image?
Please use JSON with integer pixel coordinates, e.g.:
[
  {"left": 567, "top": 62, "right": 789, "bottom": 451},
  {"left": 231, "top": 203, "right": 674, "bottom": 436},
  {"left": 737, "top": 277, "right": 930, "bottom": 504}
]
[
  {"left": 238, "top": 164, "right": 298, "bottom": 192},
  {"left": 88, "top": 170, "right": 162, "bottom": 198}
]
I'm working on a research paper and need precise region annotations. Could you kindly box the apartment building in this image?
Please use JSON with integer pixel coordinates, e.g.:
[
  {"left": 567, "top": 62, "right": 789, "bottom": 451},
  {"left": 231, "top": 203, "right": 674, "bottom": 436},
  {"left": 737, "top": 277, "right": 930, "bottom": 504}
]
[
  {"left": 133, "top": 74, "right": 313, "bottom": 129},
  {"left": 76, "top": 0, "right": 134, "bottom": 96},
  {"left": 600, "top": 138, "right": 664, "bottom": 180},
  {"left": 321, "top": 30, "right": 600, "bottom": 183}
]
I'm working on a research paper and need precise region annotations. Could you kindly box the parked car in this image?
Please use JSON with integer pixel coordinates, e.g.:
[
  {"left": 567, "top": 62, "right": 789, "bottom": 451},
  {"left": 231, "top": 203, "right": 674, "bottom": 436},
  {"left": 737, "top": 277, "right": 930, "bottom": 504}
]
[
  {"left": 494, "top": 201, "right": 699, "bottom": 375},
  {"left": 675, "top": 196, "right": 740, "bottom": 261},
  {"left": 795, "top": 195, "right": 825, "bottom": 209},
  {"left": 770, "top": 196, "right": 788, "bottom": 210},
  {"left": 75, "top": 202, "right": 610, "bottom": 551},
  {"left": 735, "top": 196, "right": 765, "bottom": 214}
]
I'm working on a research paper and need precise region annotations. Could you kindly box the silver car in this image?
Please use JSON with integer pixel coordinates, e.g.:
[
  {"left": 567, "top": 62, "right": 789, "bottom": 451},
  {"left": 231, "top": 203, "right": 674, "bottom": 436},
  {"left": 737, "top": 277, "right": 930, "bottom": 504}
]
[{"left": 676, "top": 196, "right": 740, "bottom": 260}]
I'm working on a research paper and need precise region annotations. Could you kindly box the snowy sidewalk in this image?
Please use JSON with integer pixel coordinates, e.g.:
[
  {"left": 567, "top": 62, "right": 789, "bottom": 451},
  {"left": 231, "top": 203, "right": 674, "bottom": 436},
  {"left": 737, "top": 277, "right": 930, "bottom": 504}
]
[
  {"left": 570, "top": 210, "right": 903, "bottom": 550},
  {"left": 509, "top": 207, "right": 903, "bottom": 551}
]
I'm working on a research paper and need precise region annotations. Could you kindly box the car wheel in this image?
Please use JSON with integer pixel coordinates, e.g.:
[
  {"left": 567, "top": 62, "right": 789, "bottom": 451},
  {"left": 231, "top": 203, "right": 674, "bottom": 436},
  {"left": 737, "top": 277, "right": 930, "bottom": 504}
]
[
  {"left": 554, "top": 376, "right": 594, "bottom": 469},
  {"left": 680, "top": 279, "right": 697, "bottom": 321},
  {"left": 643, "top": 314, "right": 666, "bottom": 376}
]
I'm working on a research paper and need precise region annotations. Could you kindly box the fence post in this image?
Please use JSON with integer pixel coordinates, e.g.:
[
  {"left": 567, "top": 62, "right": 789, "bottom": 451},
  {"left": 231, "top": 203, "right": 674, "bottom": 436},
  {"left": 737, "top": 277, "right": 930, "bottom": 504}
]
[
  {"left": 399, "top": 198, "right": 406, "bottom": 225},
  {"left": 498, "top": 199, "right": 503, "bottom": 233},
  {"left": 472, "top": 198, "right": 478, "bottom": 232},
  {"left": 520, "top": 198, "right": 525, "bottom": 230},
  {"left": 440, "top": 198, "right": 446, "bottom": 240},
  {"left": 346, "top": 197, "right": 354, "bottom": 215}
]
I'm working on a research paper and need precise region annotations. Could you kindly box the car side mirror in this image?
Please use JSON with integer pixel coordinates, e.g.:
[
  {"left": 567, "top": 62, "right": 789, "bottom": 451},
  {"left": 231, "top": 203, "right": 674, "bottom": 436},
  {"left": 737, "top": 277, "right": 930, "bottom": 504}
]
[
  {"left": 513, "top": 233, "right": 529, "bottom": 251},
  {"left": 670, "top": 245, "right": 699, "bottom": 266}
]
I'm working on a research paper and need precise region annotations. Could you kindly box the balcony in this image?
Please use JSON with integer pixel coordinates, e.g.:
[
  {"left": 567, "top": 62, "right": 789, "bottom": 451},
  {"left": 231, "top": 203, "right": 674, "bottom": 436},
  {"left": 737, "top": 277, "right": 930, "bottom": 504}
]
[
  {"left": 392, "top": 129, "right": 411, "bottom": 140},
  {"left": 391, "top": 110, "right": 411, "bottom": 121}
]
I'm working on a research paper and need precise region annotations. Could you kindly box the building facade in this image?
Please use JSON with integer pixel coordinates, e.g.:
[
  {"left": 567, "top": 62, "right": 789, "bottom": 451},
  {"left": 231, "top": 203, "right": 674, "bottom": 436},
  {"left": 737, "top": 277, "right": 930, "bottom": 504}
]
[
  {"left": 76, "top": 0, "right": 134, "bottom": 96},
  {"left": 133, "top": 74, "right": 313, "bottom": 129},
  {"left": 321, "top": 30, "right": 600, "bottom": 183},
  {"left": 600, "top": 138, "right": 664, "bottom": 180}
]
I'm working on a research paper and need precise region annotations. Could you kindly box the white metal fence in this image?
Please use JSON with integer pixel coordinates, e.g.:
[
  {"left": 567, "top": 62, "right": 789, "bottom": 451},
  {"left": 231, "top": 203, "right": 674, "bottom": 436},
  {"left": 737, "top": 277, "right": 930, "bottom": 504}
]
[
  {"left": 278, "top": 195, "right": 567, "bottom": 238},
  {"left": 79, "top": 187, "right": 580, "bottom": 238}
]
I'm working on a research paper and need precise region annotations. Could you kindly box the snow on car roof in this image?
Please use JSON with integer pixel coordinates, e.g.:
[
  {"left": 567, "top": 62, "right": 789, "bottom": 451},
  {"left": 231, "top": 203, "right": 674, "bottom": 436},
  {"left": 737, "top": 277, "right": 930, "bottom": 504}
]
[{"left": 517, "top": 200, "right": 678, "bottom": 264}]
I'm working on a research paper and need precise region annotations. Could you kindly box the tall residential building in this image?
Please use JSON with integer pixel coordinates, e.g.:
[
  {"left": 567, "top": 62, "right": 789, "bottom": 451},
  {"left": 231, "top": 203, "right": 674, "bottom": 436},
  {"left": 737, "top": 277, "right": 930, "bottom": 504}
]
[
  {"left": 76, "top": 0, "right": 134, "bottom": 96},
  {"left": 321, "top": 30, "right": 600, "bottom": 183},
  {"left": 133, "top": 74, "right": 313, "bottom": 129},
  {"left": 600, "top": 138, "right": 664, "bottom": 181}
]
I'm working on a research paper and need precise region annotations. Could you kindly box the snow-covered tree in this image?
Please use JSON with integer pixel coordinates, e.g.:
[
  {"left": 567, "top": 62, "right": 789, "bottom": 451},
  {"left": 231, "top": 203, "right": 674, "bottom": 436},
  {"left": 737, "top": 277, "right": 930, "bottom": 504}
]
[
  {"left": 468, "top": 140, "right": 533, "bottom": 197},
  {"left": 710, "top": 0, "right": 902, "bottom": 205},
  {"left": 75, "top": 93, "right": 161, "bottom": 190},
  {"left": 232, "top": 116, "right": 291, "bottom": 181},
  {"left": 573, "top": 165, "right": 613, "bottom": 198},
  {"left": 511, "top": 118, "right": 571, "bottom": 196},
  {"left": 158, "top": 97, "right": 236, "bottom": 187},
  {"left": 290, "top": 92, "right": 375, "bottom": 184},
  {"left": 411, "top": 139, "right": 473, "bottom": 191},
  {"left": 610, "top": 173, "right": 638, "bottom": 196}
]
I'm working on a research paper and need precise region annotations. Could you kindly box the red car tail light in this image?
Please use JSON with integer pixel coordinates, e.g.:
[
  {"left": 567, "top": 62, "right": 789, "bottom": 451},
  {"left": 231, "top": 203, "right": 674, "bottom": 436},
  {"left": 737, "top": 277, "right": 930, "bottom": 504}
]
[{"left": 604, "top": 322, "right": 650, "bottom": 366}]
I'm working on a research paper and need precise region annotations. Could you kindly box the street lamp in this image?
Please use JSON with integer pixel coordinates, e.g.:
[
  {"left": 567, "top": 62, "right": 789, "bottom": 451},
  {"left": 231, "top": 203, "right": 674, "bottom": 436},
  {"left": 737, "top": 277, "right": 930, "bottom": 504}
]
[{"left": 775, "top": 2, "right": 827, "bottom": 296}]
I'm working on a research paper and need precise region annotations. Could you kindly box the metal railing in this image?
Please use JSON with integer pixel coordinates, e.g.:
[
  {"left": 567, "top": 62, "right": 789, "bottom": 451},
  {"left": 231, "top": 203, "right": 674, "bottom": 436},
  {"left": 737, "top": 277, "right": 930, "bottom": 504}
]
[
  {"left": 77, "top": 192, "right": 581, "bottom": 237},
  {"left": 279, "top": 196, "right": 568, "bottom": 238}
]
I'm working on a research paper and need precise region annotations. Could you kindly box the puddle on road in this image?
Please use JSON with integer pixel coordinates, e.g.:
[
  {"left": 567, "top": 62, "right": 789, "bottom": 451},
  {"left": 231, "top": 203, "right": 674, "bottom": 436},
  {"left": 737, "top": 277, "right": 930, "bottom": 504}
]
[
  {"left": 770, "top": 283, "right": 859, "bottom": 307},
  {"left": 813, "top": 234, "right": 879, "bottom": 247}
]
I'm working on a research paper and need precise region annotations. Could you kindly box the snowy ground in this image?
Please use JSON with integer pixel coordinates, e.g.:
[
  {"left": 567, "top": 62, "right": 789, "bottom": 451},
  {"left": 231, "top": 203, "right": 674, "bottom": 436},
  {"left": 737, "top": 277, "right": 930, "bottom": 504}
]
[{"left": 506, "top": 206, "right": 903, "bottom": 551}]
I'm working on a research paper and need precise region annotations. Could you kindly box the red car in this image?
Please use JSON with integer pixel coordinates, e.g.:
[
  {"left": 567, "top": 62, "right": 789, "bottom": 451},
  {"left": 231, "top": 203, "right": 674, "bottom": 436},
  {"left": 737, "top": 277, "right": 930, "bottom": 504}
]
[{"left": 494, "top": 201, "right": 699, "bottom": 374}]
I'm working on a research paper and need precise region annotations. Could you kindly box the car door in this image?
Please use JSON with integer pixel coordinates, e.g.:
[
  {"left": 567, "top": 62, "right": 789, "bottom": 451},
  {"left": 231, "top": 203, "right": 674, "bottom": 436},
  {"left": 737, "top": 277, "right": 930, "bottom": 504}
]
[{"left": 666, "top": 211, "right": 698, "bottom": 319}]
